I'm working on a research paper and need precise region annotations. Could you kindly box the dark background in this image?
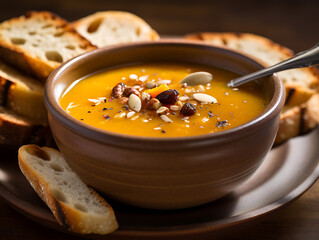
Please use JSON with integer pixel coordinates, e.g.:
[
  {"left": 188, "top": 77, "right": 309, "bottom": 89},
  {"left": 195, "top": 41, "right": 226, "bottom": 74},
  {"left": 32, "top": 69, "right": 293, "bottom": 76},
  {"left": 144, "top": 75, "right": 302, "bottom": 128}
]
[{"left": 0, "top": 0, "right": 318, "bottom": 52}]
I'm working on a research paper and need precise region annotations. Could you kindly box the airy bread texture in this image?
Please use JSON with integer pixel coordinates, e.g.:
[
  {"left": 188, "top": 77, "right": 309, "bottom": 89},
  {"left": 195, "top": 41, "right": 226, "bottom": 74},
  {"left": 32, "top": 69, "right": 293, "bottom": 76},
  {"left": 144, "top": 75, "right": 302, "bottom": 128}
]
[
  {"left": 18, "top": 145, "right": 118, "bottom": 235},
  {"left": 0, "top": 60, "right": 46, "bottom": 124},
  {"left": 0, "top": 107, "right": 51, "bottom": 147},
  {"left": 72, "top": 11, "right": 159, "bottom": 47},
  {"left": 0, "top": 11, "right": 97, "bottom": 81},
  {"left": 185, "top": 32, "right": 319, "bottom": 144}
]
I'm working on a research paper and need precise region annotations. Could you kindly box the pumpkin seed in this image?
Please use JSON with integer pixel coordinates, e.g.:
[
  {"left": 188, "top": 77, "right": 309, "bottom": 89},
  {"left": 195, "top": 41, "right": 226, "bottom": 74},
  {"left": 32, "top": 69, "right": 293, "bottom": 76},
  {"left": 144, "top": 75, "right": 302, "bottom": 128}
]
[
  {"left": 128, "top": 94, "right": 142, "bottom": 112},
  {"left": 180, "top": 71, "right": 213, "bottom": 86},
  {"left": 193, "top": 93, "right": 217, "bottom": 104},
  {"left": 160, "top": 115, "right": 173, "bottom": 123}
]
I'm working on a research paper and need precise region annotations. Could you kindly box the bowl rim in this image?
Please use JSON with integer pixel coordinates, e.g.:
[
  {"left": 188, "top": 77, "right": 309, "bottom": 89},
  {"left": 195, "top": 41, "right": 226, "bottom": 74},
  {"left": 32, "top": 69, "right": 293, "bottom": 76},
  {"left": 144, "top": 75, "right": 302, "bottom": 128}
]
[{"left": 45, "top": 39, "right": 285, "bottom": 147}]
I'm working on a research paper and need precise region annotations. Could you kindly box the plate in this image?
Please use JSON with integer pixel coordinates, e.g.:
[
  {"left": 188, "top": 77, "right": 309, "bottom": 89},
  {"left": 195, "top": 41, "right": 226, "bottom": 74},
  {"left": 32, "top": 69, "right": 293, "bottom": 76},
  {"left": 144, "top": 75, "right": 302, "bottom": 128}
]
[{"left": 0, "top": 128, "right": 319, "bottom": 239}]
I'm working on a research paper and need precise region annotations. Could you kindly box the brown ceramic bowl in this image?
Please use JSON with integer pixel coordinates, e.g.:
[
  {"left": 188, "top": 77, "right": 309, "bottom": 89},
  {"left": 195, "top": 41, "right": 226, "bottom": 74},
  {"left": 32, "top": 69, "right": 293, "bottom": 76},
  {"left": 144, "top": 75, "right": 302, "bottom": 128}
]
[{"left": 45, "top": 40, "right": 285, "bottom": 210}]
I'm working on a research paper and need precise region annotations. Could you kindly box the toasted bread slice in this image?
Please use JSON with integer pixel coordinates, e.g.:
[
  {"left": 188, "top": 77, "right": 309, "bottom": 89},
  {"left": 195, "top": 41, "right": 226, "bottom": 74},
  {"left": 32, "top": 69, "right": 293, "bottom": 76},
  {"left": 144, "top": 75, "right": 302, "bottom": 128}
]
[
  {"left": 0, "top": 60, "right": 46, "bottom": 124},
  {"left": 185, "top": 32, "right": 319, "bottom": 143},
  {"left": 72, "top": 11, "right": 159, "bottom": 47},
  {"left": 185, "top": 32, "right": 319, "bottom": 107},
  {"left": 0, "top": 11, "right": 97, "bottom": 81},
  {"left": 0, "top": 107, "right": 51, "bottom": 147},
  {"left": 18, "top": 145, "right": 118, "bottom": 235}
]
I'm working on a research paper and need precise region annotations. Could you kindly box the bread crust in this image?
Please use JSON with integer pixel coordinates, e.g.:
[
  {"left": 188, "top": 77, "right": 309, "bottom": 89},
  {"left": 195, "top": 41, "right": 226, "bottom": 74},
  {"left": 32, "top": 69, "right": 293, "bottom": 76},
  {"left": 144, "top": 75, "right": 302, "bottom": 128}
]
[
  {"left": 0, "top": 107, "right": 52, "bottom": 147},
  {"left": 18, "top": 145, "right": 118, "bottom": 235},
  {"left": 185, "top": 32, "right": 319, "bottom": 144},
  {"left": 0, "top": 61, "right": 47, "bottom": 124}
]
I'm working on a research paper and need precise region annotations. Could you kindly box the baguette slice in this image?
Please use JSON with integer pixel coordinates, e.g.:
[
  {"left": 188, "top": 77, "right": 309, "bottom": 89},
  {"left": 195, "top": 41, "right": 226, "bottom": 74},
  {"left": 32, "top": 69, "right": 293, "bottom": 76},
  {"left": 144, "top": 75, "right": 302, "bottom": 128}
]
[
  {"left": 72, "top": 11, "right": 159, "bottom": 47},
  {"left": 0, "top": 60, "right": 46, "bottom": 124},
  {"left": 0, "top": 107, "right": 51, "bottom": 147},
  {"left": 185, "top": 32, "right": 319, "bottom": 144},
  {"left": 0, "top": 11, "right": 97, "bottom": 81},
  {"left": 185, "top": 32, "right": 319, "bottom": 107},
  {"left": 18, "top": 145, "right": 118, "bottom": 235}
]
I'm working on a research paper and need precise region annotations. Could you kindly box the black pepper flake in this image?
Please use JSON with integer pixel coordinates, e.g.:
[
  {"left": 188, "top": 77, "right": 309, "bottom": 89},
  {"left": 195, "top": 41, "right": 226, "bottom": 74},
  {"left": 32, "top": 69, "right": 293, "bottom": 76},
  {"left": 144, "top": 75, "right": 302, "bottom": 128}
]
[
  {"left": 142, "top": 110, "right": 147, "bottom": 114},
  {"left": 80, "top": 119, "right": 84, "bottom": 121},
  {"left": 104, "top": 99, "right": 107, "bottom": 103},
  {"left": 103, "top": 114, "right": 110, "bottom": 120},
  {"left": 91, "top": 105, "right": 95, "bottom": 107},
  {"left": 216, "top": 120, "right": 228, "bottom": 128},
  {"left": 88, "top": 111, "right": 91, "bottom": 113},
  {"left": 118, "top": 110, "right": 122, "bottom": 113},
  {"left": 121, "top": 105, "right": 129, "bottom": 111},
  {"left": 208, "top": 111, "right": 214, "bottom": 118},
  {"left": 103, "top": 107, "right": 107, "bottom": 111},
  {"left": 172, "top": 112, "right": 176, "bottom": 115},
  {"left": 161, "top": 130, "right": 166, "bottom": 133}
]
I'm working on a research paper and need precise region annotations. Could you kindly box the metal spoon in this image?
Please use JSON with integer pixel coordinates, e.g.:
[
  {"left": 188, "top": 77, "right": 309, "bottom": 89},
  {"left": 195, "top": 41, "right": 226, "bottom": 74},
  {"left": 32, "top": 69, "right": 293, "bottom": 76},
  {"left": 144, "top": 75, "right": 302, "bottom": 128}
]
[{"left": 227, "top": 42, "right": 319, "bottom": 88}]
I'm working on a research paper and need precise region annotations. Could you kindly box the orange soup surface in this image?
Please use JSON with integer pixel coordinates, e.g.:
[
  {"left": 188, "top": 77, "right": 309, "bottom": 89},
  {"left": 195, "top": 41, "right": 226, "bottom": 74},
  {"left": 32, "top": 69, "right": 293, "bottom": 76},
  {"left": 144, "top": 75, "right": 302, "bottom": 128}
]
[{"left": 59, "top": 63, "right": 269, "bottom": 137}]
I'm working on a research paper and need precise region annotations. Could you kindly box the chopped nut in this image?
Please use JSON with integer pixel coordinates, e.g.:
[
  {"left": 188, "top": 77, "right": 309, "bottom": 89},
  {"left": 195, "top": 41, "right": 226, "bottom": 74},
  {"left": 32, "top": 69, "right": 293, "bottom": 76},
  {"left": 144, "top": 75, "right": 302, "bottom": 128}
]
[
  {"left": 180, "top": 103, "right": 197, "bottom": 116},
  {"left": 129, "top": 74, "right": 138, "bottom": 80},
  {"left": 141, "top": 92, "right": 151, "bottom": 102},
  {"left": 175, "top": 100, "right": 183, "bottom": 107},
  {"left": 170, "top": 105, "right": 181, "bottom": 111},
  {"left": 179, "top": 96, "right": 189, "bottom": 101},
  {"left": 146, "top": 98, "right": 162, "bottom": 110},
  {"left": 128, "top": 94, "right": 142, "bottom": 112},
  {"left": 139, "top": 75, "right": 149, "bottom": 82},
  {"left": 118, "top": 97, "right": 129, "bottom": 104},
  {"left": 145, "top": 82, "right": 156, "bottom": 89},
  {"left": 185, "top": 88, "right": 195, "bottom": 93},
  {"left": 114, "top": 112, "right": 126, "bottom": 118},
  {"left": 156, "top": 79, "right": 171, "bottom": 85},
  {"left": 131, "top": 115, "right": 139, "bottom": 120},
  {"left": 111, "top": 83, "right": 125, "bottom": 98},
  {"left": 123, "top": 87, "right": 140, "bottom": 97},
  {"left": 197, "top": 85, "right": 206, "bottom": 93},
  {"left": 126, "top": 111, "right": 136, "bottom": 118},
  {"left": 156, "top": 89, "right": 179, "bottom": 105},
  {"left": 160, "top": 115, "right": 173, "bottom": 123},
  {"left": 156, "top": 106, "right": 169, "bottom": 115},
  {"left": 88, "top": 98, "right": 100, "bottom": 104}
]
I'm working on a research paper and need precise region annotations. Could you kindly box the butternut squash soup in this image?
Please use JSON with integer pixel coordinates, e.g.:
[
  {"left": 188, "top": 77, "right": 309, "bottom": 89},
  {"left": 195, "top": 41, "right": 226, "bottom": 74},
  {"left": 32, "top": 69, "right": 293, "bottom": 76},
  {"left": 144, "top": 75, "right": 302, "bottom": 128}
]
[{"left": 59, "top": 63, "right": 269, "bottom": 137}]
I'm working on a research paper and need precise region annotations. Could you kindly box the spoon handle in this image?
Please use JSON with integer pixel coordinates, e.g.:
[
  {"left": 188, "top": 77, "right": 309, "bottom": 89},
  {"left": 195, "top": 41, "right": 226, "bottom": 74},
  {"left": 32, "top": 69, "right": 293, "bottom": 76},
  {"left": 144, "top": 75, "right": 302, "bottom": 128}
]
[{"left": 227, "top": 42, "right": 319, "bottom": 87}]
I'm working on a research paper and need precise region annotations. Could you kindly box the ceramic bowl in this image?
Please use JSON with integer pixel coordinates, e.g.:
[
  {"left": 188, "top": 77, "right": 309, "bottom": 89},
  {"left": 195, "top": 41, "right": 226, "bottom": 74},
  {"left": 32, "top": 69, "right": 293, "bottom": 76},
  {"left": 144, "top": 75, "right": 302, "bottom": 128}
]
[{"left": 45, "top": 40, "right": 285, "bottom": 209}]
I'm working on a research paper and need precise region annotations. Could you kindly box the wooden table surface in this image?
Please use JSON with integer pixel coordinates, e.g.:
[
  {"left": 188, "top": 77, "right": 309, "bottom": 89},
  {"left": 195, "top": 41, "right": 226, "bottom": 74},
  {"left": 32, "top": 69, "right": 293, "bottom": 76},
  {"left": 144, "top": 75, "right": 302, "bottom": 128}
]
[
  {"left": 1, "top": 180, "right": 319, "bottom": 240},
  {"left": 1, "top": 0, "right": 319, "bottom": 239}
]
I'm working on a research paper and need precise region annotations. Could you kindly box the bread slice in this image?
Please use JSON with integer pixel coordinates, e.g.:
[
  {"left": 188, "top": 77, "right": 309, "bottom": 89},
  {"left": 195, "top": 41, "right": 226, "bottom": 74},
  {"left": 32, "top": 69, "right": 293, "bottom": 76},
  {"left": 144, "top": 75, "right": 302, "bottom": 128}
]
[
  {"left": 185, "top": 32, "right": 319, "bottom": 107},
  {"left": 0, "top": 107, "right": 51, "bottom": 147},
  {"left": 0, "top": 11, "right": 97, "bottom": 81},
  {"left": 0, "top": 60, "right": 46, "bottom": 124},
  {"left": 185, "top": 32, "right": 319, "bottom": 144},
  {"left": 18, "top": 145, "right": 118, "bottom": 235},
  {"left": 72, "top": 11, "right": 159, "bottom": 47}
]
